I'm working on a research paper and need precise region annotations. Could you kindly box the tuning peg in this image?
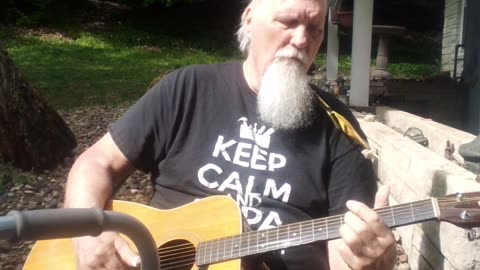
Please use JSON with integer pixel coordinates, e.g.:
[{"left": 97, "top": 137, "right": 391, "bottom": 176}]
[
  {"left": 467, "top": 228, "right": 480, "bottom": 241},
  {"left": 457, "top": 193, "right": 464, "bottom": 202}
]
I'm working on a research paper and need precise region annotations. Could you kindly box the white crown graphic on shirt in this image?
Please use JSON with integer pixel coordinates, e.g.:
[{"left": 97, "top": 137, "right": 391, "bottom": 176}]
[{"left": 238, "top": 117, "right": 275, "bottom": 149}]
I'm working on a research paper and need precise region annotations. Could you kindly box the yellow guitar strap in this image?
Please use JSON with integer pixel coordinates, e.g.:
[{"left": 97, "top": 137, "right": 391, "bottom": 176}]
[{"left": 314, "top": 92, "right": 370, "bottom": 150}]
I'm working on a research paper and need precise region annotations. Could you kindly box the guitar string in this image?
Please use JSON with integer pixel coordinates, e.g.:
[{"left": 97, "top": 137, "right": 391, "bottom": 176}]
[
  {"left": 217, "top": 208, "right": 434, "bottom": 252},
  {"left": 171, "top": 202, "right": 478, "bottom": 266},
  {"left": 157, "top": 246, "right": 195, "bottom": 258},
  {"left": 197, "top": 200, "right": 436, "bottom": 262},
  {"left": 202, "top": 220, "right": 436, "bottom": 263},
  {"left": 160, "top": 259, "right": 195, "bottom": 270},
  {"left": 157, "top": 243, "right": 196, "bottom": 253},
  {"left": 199, "top": 200, "right": 437, "bottom": 262},
  {"left": 156, "top": 203, "right": 476, "bottom": 270},
  {"left": 201, "top": 199, "right": 433, "bottom": 246},
  {"left": 157, "top": 254, "right": 195, "bottom": 266},
  {"left": 157, "top": 197, "right": 480, "bottom": 265},
  {"left": 199, "top": 197, "right": 480, "bottom": 262},
  {"left": 158, "top": 197, "right": 477, "bottom": 255},
  {"left": 195, "top": 199, "right": 473, "bottom": 262}
]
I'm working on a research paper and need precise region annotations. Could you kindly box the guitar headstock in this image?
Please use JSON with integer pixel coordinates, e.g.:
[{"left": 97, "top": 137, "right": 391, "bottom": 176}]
[{"left": 438, "top": 192, "right": 480, "bottom": 229}]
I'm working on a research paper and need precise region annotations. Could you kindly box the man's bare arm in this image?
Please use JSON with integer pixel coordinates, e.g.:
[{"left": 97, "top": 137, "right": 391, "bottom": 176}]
[
  {"left": 64, "top": 132, "right": 135, "bottom": 209},
  {"left": 64, "top": 132, "right": 140, "bottom": 269}
]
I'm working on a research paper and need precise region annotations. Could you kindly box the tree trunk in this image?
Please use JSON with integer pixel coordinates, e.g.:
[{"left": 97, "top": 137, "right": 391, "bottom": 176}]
[{"left": 0, "top": 46, "right": 77, "bottom": 171}]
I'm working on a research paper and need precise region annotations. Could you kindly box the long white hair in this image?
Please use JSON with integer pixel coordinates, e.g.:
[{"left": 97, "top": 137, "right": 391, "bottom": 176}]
[{"left": 236, "top": 0, "right": 257, "bottom": 55}]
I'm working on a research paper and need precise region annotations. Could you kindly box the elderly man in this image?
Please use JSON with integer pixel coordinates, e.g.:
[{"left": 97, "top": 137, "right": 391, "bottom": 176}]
[{"left": 65, "top": 0, "right": 397, "bottom": 269}]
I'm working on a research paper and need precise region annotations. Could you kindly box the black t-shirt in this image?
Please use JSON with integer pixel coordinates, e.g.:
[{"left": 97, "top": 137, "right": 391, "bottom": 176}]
[{"left": 110, "top": 61, "right": 377, "bottom": 269}]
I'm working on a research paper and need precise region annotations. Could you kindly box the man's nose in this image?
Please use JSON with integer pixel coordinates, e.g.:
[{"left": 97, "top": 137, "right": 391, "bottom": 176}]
[{"left": 290, "top": 26, "right": 308, "bottom": 49}]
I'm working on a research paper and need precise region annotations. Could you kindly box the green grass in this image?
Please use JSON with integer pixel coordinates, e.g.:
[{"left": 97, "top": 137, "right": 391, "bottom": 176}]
[
  {"left": 1, "top": 27, "right": 241, "bottom": 110},
  {"left": 387, "top": 62, "right": 441, "bottom": 79},
  {"left": 2, "top": 25, "right": 441, "bottom": 110},
  {"left": 314, "top": 32, "right": 442, "bottom": 79},
  {"left": 314, "top": 54, "right": 441, "bottom": 79}
]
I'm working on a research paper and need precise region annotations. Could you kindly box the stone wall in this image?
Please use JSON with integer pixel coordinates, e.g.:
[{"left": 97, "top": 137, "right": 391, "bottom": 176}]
[
  {"left": 375, "top": 106, "right": 472, "bottom": 158},
  {"left": 356, "top": 108, "right": 480, "bottom": 270},
  {"left": 442, "top": 0, "right": 465, "bottom": 77}
]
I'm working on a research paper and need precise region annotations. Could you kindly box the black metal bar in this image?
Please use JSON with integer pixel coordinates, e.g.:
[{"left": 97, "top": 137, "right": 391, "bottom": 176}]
[{"left": 454, "top": 44, "right": 465, "bottom": 81}]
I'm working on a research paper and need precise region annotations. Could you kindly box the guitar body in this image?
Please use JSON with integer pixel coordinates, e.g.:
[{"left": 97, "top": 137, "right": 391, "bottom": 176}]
[{"left": 23, "top": 196, "right": 243, "bottom": 270}]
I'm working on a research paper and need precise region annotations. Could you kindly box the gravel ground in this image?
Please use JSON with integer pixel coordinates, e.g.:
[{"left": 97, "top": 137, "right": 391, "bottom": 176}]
[{"left": 0, "top": 104, "right": 153, "bottom": 270}]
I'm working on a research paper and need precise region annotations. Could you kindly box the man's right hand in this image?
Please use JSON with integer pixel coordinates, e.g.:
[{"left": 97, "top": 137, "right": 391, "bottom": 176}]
[
  {"left": 65, "top": 132, "right": 139, "bottom": 269},
  {"left": 73, "top": 231, "right": 140, "bottom": 270}
]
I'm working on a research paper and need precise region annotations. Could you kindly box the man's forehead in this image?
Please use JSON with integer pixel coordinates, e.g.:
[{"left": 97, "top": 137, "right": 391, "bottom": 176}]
[
  {"left": 268, "top": 0, "right": 327, "bottom": 6},
  {"left": 259, "top": 0, "right": 327, "bottom": 14},
  {"left": 257, "top": 0, "right": 326, "bottom": 4}
]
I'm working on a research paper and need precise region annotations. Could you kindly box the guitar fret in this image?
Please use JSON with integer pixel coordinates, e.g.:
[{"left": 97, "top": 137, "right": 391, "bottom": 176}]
[
  {"left": 258, "top": 231, "right": 268, "bottom": 253},
  {"left": 278, "top": 225, "right": 288, "bottom": 249},
  {"left": 234, "top": 235, "right": 239, "bottom": 259},
  {"left": 251, "top": 231, "right": 257, "bottom": 255},
  {"left": 216, "top": 238, "right": 220, "bottom": 263},
  {"left": 238, "top": 234, "right": 248, "bottom": 257},
  {"left": 253, "top": 231, "right": 258, "bottom": 254},
  {"left": 326, "top": 218, "right": 329, "bottom": 239},
  {"left": 210, "top": 239, "right": 214, "bottom": 264},
  {"left": 244, "top": 233, "right": 250, "bottom": 257},
  {"left": 248, "top": 231, "right": 254, "bottom": 255},
  {"left": 205, "top": 240, "right": 211, "bottom": 265},
  {"left": 222, "top": 236, "right": 227, "bottom": 262},
  {"left": 313, "top": 219, "right": 326, "bottom": 241},
  {"left": 229, "top": 235, "right": 234, "bottom": 261},
  {"left": 328, "top": 217, "right": 341, "bottom": 239},
  {"left": 300, "top": 221, "right": 312, "bottom": 243},
  {"left": 196, "top": 242, "right": 202, "bottom": 265},
  {"left": 410, "top": 203, "right": 416, "bottom": 222},
  {"left": 196, "top": 198, "right": 439, "bottom": 266},
  {"left": 203, "top": 242, "right": 208, "bottom": 265},
  {"left": 267, "top": 227, "right": 277, "bottom": 251},
  {"left": 391, "top": 206, "right": 396, "bottom": 226},
  {"left": 290, "top": 224, "right": 300, "bottom": 245},
  {"left": 310, "top": 219, "right": 315, "bottom": 243},
  {"left": 299, "top": 222, "right": 303, "bottom": 244}
]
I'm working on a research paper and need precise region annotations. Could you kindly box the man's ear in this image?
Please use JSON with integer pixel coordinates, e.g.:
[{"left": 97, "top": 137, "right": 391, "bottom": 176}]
[{"left": 243, "top": 6, "right": 254, "bottom": 31}]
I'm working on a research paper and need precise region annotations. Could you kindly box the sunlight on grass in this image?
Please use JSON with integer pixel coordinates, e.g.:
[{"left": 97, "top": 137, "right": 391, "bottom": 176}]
[
  {"left": 2, "top": 26, "right": 441, "bottom": 110},
  {"left": 75, "top": 33, "right": 113, "bottom": 49},
  {"left": 315, "top": 53, "right": 440, "bottom": 79},
  {"left": 2, "top": 28, "right": 241, "bottom": 110},
  {"left": 388, "top": 63, "right": 440, "bottom": 79}
]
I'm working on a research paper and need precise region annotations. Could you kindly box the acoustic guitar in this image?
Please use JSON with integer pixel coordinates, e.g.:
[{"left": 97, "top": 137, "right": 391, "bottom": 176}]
[{"left": 23, "top": 193, "right": 480, "bottom": 270}]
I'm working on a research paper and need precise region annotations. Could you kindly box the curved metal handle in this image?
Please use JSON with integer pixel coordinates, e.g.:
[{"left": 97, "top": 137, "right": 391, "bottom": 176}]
[{"left": 0, "top": 208, "right": 160, "bottom": 270}]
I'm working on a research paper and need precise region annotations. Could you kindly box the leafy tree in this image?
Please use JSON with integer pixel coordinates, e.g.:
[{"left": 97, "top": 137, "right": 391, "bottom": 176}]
[{"left": 0, "top": 0, "right": 91, "bottom": 26}]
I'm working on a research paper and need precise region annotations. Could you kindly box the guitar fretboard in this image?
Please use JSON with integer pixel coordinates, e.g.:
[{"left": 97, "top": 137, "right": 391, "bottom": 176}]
[{"left": 196, "top": 198, "right": 437, "bottom": 266}]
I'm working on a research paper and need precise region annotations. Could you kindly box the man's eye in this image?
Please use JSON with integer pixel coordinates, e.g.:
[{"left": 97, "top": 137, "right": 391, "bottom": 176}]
[
  {"left": 280, "top": 19, "right": 298, "bottom": 28},
  {"left": 308, "top": 26, "right": 323, "bottom": 38}
]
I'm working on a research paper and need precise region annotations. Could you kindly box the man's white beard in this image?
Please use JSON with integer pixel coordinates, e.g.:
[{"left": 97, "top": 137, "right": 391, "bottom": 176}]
[{"left": 258, "top": 59, "right": 314, "bottom": 130}]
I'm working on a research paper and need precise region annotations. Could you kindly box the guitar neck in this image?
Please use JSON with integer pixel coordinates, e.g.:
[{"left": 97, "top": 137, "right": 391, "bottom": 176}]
[{"left": 196, "top": 198, "right": 439, "bottom": 266}]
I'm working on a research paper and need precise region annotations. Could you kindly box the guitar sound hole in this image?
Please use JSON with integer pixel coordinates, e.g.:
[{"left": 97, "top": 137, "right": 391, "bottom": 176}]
[{"left": 158, "top": 239, "right": 196, "bottom": 270}]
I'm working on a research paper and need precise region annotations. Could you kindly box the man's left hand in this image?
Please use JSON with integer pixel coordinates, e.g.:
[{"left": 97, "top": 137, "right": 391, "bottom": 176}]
[{"left": 333, "top": 186, "right": 397, "bottom": 270}]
